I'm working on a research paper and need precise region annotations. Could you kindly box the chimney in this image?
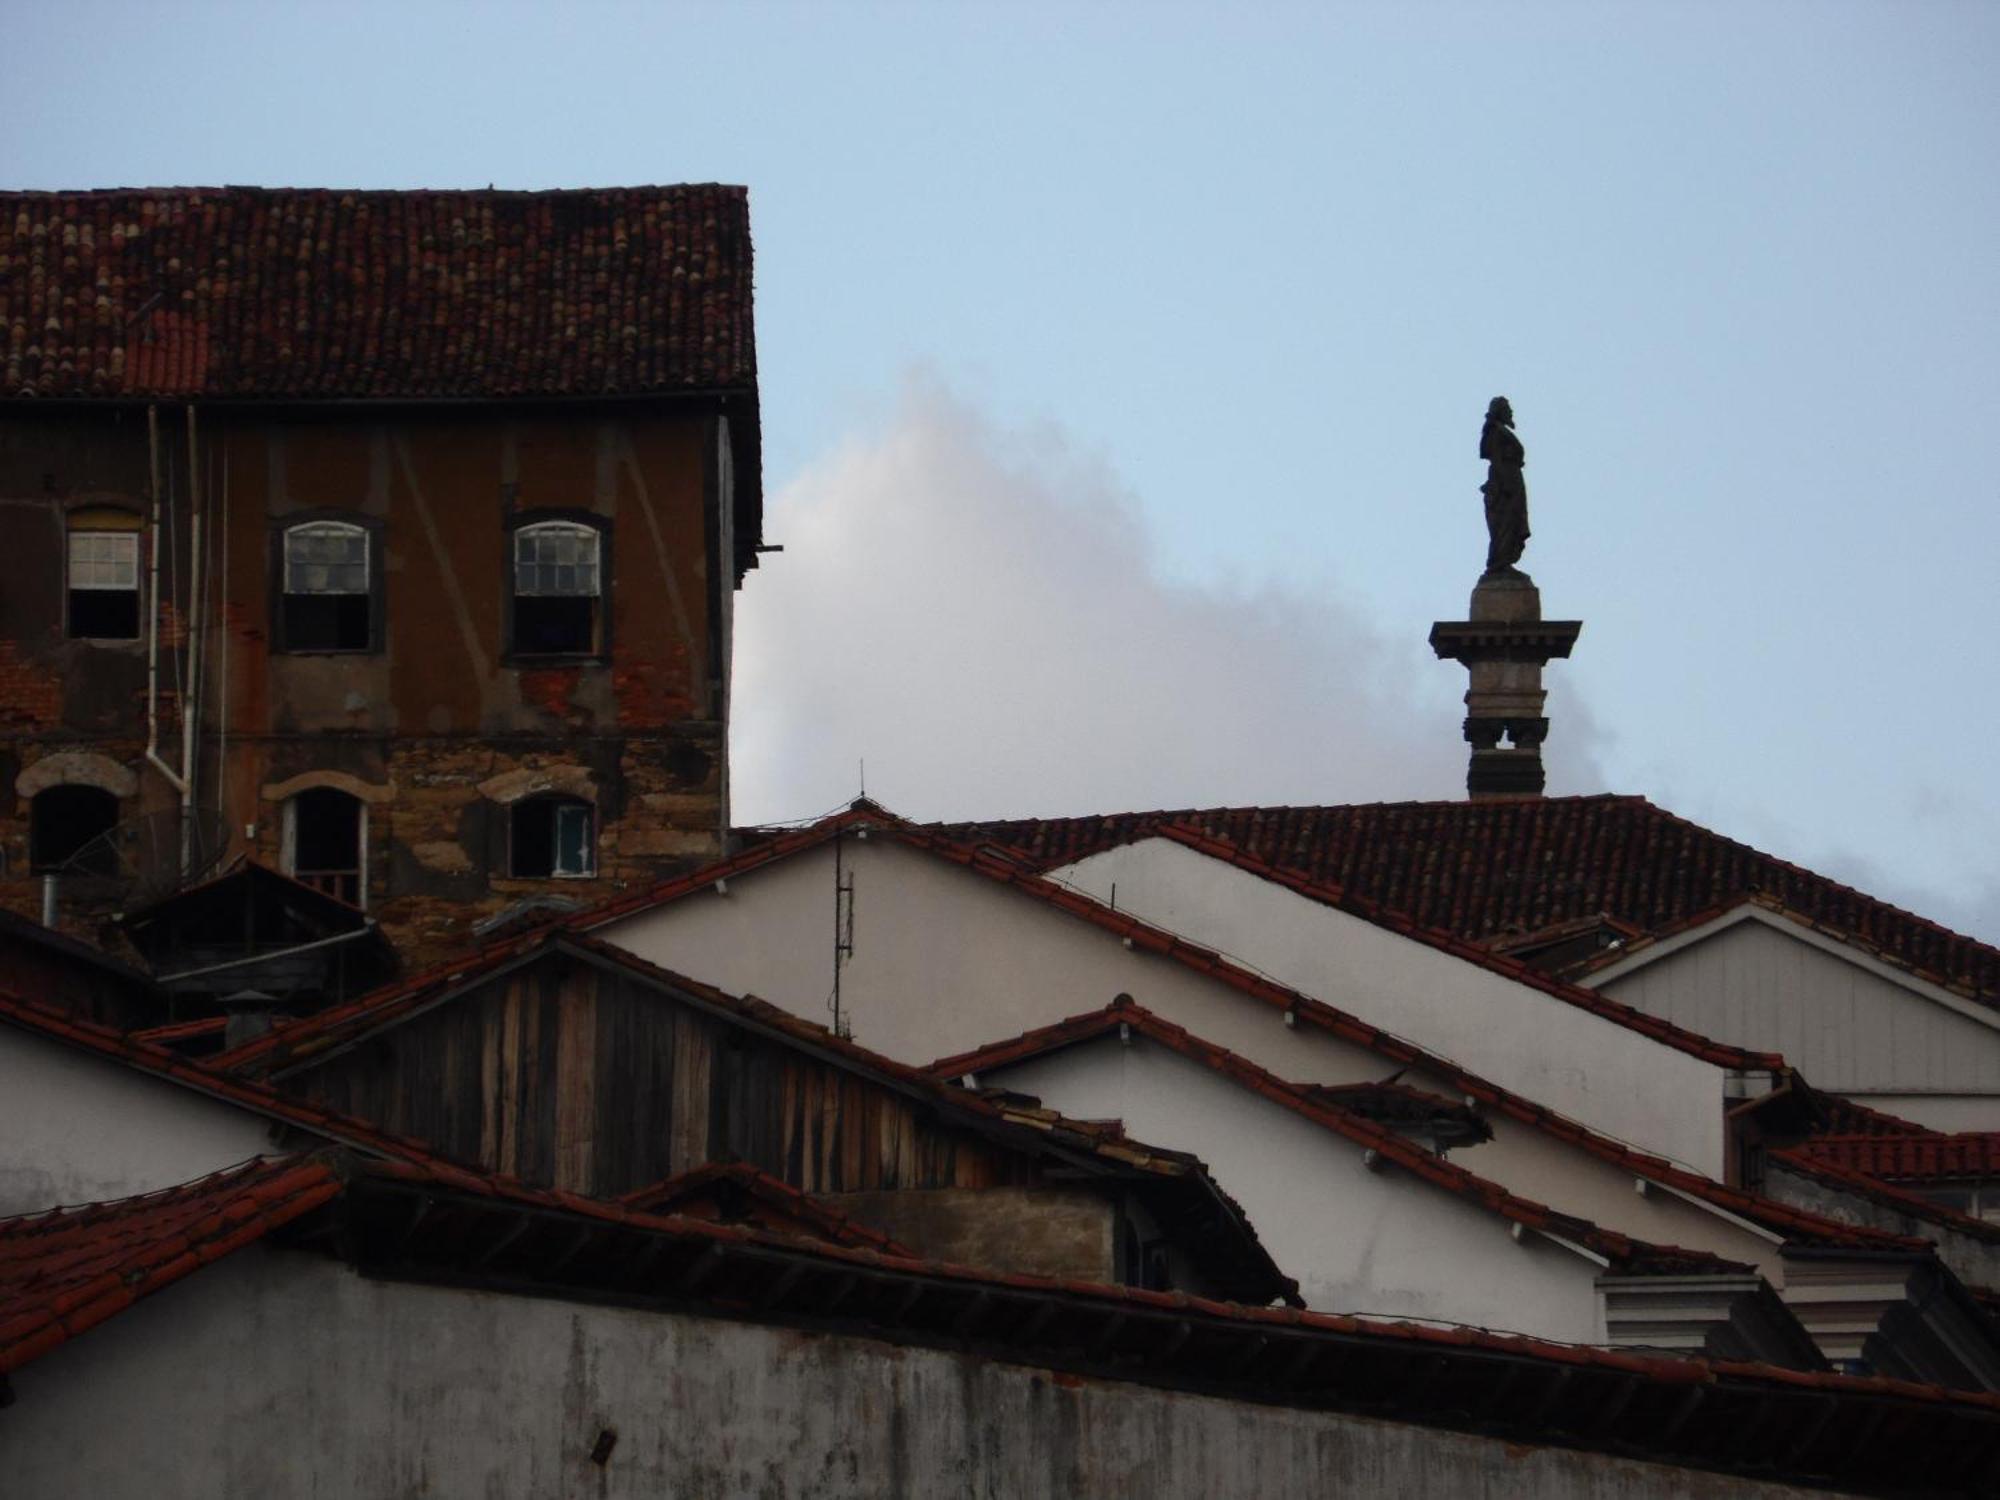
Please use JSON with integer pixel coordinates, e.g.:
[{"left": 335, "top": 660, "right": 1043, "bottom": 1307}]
[{"left": 1428, "top": 399, "right": 1581, "bottom": 800}]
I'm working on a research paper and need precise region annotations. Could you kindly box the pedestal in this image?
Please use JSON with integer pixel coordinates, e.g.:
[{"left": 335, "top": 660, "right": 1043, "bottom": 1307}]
[{"left": 1429, "top": 569, "right": 1581, "bottom": 801}]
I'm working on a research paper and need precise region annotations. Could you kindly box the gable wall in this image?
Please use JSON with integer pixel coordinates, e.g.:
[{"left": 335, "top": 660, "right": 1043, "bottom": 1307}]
[
  {"left": 601, "top": 838, "right": 1404, "bottom": 1085},
  {"left": 1052, "top": 839, "right": 1729, "bottom": 1175},
  {"left": 988, "top": 1035, "right": 1602, "bottom": 1338},
  {"left": 283, "top": 955, "right": 1042, "bottom": 1199},
  {"left": 1595, "top": 918, "right": 2000, "bottom": 1118},
  {"left": 0, "top": 1027, "right": 274, "bottom": 1216}
]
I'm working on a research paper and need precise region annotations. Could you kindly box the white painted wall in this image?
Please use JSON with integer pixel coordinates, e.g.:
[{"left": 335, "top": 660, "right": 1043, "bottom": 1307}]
[
  {"left": 0, "top": 1244, "right": 1829, "bottom": 1498},
  {"left": 0, "top": 1027, "right": 276, "bottom": 1217},
  {"left": 989, "top": 1033, "right": 1604, "bottom": 1339},
  {"left": 600, "top": 840, "right": 1754, "bottom": 1256},
  {"left": 1049, "top": 839, "right": 1728, "bottom": 1175},
  {"left": 1592, "top": 911, "right": 2000, "bottom": 1123}
]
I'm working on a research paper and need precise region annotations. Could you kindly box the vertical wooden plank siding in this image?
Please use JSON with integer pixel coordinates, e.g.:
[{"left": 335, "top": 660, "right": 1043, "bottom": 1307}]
[
  {"left": 290, "top": 960, "right": 1056, "bottom": 1200},
  {"left": 553, "top": 971, "right": 598, "bottom": 1192}
]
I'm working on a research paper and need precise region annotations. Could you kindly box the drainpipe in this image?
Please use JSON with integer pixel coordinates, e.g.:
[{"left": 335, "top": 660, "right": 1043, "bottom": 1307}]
[
  {"left": 40, "top": 873, "right": 58, "bottom": 928},
  {"left": 144, "top": 405, "right": 187, "bottom": 798},
  {"left": 179, "top": 405, "right": 204, "bottom": 876}
]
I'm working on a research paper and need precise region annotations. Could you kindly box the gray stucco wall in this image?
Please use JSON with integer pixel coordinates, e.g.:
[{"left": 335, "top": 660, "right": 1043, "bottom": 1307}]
[{"left": 1, "top": 1245, "right": 1832, "bottom": 1498}]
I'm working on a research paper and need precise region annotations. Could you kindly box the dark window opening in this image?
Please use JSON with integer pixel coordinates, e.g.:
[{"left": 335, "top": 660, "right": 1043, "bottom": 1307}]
[
  {"left": 31, "top": 786, "right": 120, "bottom": 874},
  {"left": 511, "top": 795, "right": 594, "bottom": 878},
  {"left": 511, "top": 521, "right": 601, "bottom": 657},
  {"left": 513, "top": 595, "right": 596, "bottom": 655},
  {"left": 282, "top": 592, "right": 371, "bottom": 652},
  {"left": 290, "top": 788, "right": 363, "bottom": 906},
  {"left": 67, "top": 530, "right": 141, "bottom": 640},
  {"left": 280, "top": 521, "right": 373, "bottom": 652}
]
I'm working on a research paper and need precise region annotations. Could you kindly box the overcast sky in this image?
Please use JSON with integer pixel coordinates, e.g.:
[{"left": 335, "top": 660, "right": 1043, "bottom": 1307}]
[{"left": 8, "top": 1, "right": 1997, "bottom": 940}]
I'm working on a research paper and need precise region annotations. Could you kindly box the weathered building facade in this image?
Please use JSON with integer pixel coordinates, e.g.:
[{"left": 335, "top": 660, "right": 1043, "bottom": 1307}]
[{"left": 0, "top": 187, "right": 761, "bottom": 962}]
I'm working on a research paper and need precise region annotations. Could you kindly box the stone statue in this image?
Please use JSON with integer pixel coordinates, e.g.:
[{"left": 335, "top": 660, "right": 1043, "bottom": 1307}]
[{"left": 1479, "top": 396, "right": 1529, "bottom": 575}]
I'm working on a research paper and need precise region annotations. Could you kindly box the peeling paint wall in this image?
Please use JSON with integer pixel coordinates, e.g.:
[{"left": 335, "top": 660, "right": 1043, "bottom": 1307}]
[
  {"left": 0, "top": 1246, "right": 1832, "bottom": 1499},
  {"left": 0, "top": 406, "right": 734, "bottom": 962}
]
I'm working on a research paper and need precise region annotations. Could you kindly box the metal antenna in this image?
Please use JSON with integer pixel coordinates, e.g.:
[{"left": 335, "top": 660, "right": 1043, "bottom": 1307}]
[{"left": 830, "top": 829, "right": 856, "bottom": 1039}]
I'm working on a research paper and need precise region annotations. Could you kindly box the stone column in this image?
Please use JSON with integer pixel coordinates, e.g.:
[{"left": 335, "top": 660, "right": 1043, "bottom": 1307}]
[{"left": 1429, "top": 571, "right": 1581, "bottom": 800}]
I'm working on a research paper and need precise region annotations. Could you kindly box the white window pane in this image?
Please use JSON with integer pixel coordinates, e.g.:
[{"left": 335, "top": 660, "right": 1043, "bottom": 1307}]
[
  {"left": 554, "top": 804, "right": 594, "bottom": 875},
  {"left": 515, "top": 524, "right": 600, "bottom": 597},
  {"left": 284, "top": 523, "right": 369, "bottom": 595},
  {"left": 69, "top": 532, "right": 138, "bottom": 590}
]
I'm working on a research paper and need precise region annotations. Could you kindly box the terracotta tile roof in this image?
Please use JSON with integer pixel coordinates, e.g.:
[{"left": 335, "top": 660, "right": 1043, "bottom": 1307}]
[
  {"left": 1793, "top": 1133, "right": 2000, "bottom": 1182},
  {"left": 0, "top": 1156, "right": 340, "bottom": 1373},
  {"left": 615, "top": 1162, "right": 916, "bottom": 1257},
  {"left": 1146, "top": 821, "right": 1780, "bottom": 1070},
  {"left": 9, "top": 1148, "right": 2000, "bottom": 1490},
  {"left": 930, "top": 795, "right": 2000, "bottom": 1005},
  {"left": 1, "top": 187, "right": 754, "bottom": 400},
  {"left": 929, "top": 997, "right": 1915, "bottom": 1267},
  {"left": 577, "top": 803, "right": 1784, "bottom": 1074}
]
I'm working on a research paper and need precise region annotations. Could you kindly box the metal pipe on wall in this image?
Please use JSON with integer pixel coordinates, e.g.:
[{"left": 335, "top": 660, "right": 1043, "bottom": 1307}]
[
  {"left": 180, "top": 405, "right": 203, "bottom": 876},
  {"left": 144, "top": 404, "right": 187, "bottom": 795}
]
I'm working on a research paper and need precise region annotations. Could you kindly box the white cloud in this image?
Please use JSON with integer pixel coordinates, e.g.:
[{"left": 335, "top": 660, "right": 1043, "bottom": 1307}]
[{"left": 732, "top": 377, "right": 1608, "bottom": 826}]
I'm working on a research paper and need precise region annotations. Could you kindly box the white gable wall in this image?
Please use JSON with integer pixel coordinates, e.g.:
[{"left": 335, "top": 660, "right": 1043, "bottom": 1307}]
[
  {"left": 0, "top": 1027, "right": 276, "bottom": 1217},
  {"left": 1590, "top": 910, "right": 2000, "bottom": 1131},
  {"left": 1048, "top": 838, "right": 1727, "bottom": 1173},
  {"left": 985, "top": 1034, "right": 1604, "bottom": 1340},
  {"left": 602, "top": 838, "right": 1401, "bottom": 1086},
  {"left": 599, "top": 839, "right": 1743, "bottom": 1253}
]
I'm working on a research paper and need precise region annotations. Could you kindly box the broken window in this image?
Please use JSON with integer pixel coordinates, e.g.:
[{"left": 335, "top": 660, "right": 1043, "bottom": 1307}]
[
  {"left": 30, "top": 786, "right": 120, "bottom": 874},
  {"left": 67, "top": 519, "right": 141, "bottom": 640},
  {"left": 280, "top": 520, "right": 374, "bottom": 652},
  {"left": 511, "top": 794, "right": 595, "bottom": 878},
  {"left": 511, "top": 520, "right": 603, "bottom": 657},
  {"left": 287, "top": 787, "right": 364, "bottom": 906}
]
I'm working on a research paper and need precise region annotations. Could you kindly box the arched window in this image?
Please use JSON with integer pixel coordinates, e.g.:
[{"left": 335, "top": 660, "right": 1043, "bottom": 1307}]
[
  {"left": 67, "top": 508, "right": 142, "bottom": 640},
  {"left": 286, "top": 787, "right": 365, "bottom": 906},
  {"left": 510, "top": 518, "right": 605, "bottom": 658},
  {"left": 30, "top": 786, "right": 120, "bottom": 874},
  {"left": 510, "top": 794, "right": 595, "bottom": 878},
  {"left": 279, "top": 518, "right": 377, "bottom": 652}
]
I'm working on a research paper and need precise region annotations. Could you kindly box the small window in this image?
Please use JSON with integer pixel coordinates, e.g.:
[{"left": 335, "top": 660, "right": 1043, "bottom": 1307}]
[
  {"left": 511, "top": 794, "right": 595, "bottom": 878},
  {"left": 67, "top": 528, "right": 141, "bottom": 639},
  {"left": 287, "top": 788, "right": 364, "bottom": 906},
  {"left": 281, "top": 521, "right": 374, "bottom": 652},
  {"left": 512, "top": 520, "right": 602, "bottom": 657},
  {"left": 31, "top": 786, "right": 120, "bottom": 874}
]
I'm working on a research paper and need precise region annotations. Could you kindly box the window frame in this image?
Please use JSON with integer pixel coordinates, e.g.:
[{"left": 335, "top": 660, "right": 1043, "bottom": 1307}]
[
  {"left": 270, "top": 511, "right": 385, "bottom": 656},
  {"left": 65, "top": 510, "right": 144, "bottom": 642},
  {"left": 508, "top": 792, "right": 597, "bottom": 879},
  {"left": 282, "top": 786, "right": 368, "bottom": 908},
  {"left": 503, "top": 511, "right": 612, "bottom": 664}
]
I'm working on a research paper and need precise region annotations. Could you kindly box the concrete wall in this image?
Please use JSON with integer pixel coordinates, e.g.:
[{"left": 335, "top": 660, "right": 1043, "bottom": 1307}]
[
  {"left": 1051, "top": 838, "right": 1729, "bottom": 1175},
  {"left": 0, "top": 1245, "right": 1831, "bottom": 1498},
  {"left": 989, "top": 1035, "right": 1604, "bottom": 1338},
  {"left": 1593, "top": 910, "right": 2000, "bottom": 1129},
  {"left": 0, "top": 1026, "right": 272, "bottom": 1216}
]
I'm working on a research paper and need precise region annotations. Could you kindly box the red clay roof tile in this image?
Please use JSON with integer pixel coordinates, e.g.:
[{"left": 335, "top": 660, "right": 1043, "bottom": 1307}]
[
  {"left": 930, "top": 796, "right": 2000, "bottom": 1006},
  {"left": 0, "top": 1156, "right": 341, "bottom": 1373},
  {"left": 1794, "top": 1133, "right": 2000, "bottom": 1181},
  {"left": 1, "top": 187, "right": 753, "bottom": 400}
]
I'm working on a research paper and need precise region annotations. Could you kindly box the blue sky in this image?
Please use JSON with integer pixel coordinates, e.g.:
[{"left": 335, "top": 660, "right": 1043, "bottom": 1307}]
[{"left": 8, "top": 1, "right": 1997, "bottom": 938}]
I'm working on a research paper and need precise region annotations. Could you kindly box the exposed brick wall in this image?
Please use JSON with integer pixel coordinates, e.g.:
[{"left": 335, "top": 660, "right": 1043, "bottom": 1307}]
[{"left": 0, "top": 641, "right": 63, "bottom": 732}]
